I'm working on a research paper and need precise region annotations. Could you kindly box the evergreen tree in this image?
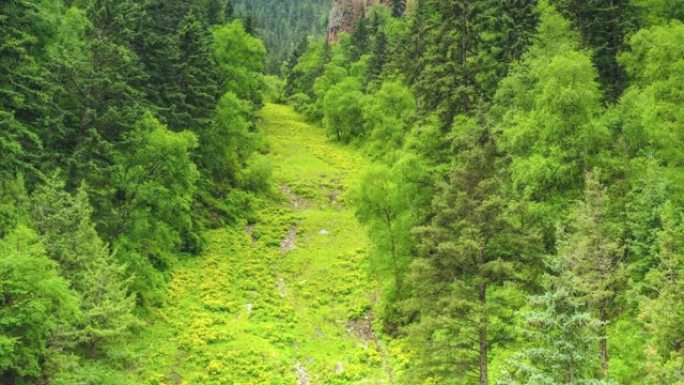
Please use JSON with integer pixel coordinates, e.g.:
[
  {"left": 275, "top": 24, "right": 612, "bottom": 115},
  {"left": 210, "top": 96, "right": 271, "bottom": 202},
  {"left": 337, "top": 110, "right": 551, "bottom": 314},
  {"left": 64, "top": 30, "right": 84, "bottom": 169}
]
[
  {"left": 30, "top": 179, "right": 137, "bottom": 356},
  {"left": 367, "top": 30, "right": 387, "bottom": 84},
  {"left": 410, "top": 0, "right": 537, "bottom": 125},
  {"left": 176, "top": 8, "right": 222, "bottom": 131},
  {"left": 0, "top": 0, "right": 60, "bottom": 182},
  {"left": 408, "top": 118, "right": 538, "bottom": 385},
  {"left": 284, "top": 37, "right": 309, "bottom": 96},
  {"left": 206, "top": 0, "right": 229, "bottom": 25},
  {"left": 349, "top": 11, "right": 370, "bottom": 61},
  {"left": 500, "top": 258, "right": 607, "bottom": 384},
  {"left": 639, "top": 201, "right": 684, "bottom": 383},
  {"left": 134, "top": 0, "right": 191, "bottom": 130},
  {"left": 562, "top": 171, "right": 625, "bottom": 378}
]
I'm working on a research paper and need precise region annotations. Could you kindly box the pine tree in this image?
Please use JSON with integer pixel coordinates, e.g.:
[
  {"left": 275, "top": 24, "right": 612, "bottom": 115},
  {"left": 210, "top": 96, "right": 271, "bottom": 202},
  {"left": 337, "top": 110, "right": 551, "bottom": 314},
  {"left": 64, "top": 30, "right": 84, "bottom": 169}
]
[
  {"left": 564, "top": 171, "right": 625, "bottom": 378},
  {"left": 408, "top": 118, "right": 538, "bottom": 385},
  {"left": 367, "top": 30, "right": 387, "bottom": 84},
  {"left": 410, "top": 0, "right": 537, "bottom": 125},
  {"left": 206, "top": 0, "right": 228, "bottom": 25},
  {"left": 134, "top": 0, "right": 191, "bottom": 130},
  {"left": 0, "top": 0, "right": 60, "bottom": 183},
  {"left": 176, "top": 8, "right": 222, "bottom": 131},
  {"left": 284, "top": 37, "right": 309, "bottom": 96},
  {"left": 640, "top": 201, "right": 684, "bottom": 383},
  {"left": 500, "top": 257, "right": 607, "bottom": 384},
  {"left": 349, "top": 11, "right": 370, "bottom": 61}
]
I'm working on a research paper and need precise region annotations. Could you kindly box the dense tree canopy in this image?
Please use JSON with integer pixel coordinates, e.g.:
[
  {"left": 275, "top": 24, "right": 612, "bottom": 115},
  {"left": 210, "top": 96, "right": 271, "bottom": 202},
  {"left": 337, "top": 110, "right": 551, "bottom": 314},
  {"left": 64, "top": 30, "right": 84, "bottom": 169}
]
[{"left": 3, "top": 0, "right": 684, "bottom": 384}]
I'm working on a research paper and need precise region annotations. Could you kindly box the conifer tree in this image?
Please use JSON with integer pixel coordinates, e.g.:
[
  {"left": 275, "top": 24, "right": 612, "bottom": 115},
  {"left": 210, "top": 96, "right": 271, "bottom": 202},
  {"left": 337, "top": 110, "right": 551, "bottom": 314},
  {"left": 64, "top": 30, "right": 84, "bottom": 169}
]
[
  {"left": 0, "top": 0, "right": 60, "bottom": 183},
  {"left": 30, "top": 179, "right": 137, "bottom": 356},
  {"left": 410, "top": 0, "right": 537, "bottom": 125},
  {"left": 176, "top": 8, "right": 222, "bottom": 131},
  {"left": 639, "top": 201, "right": 684, "bottom": 383},
  {"left": 408, "top": 118, "right": 538, "bottom": 385},
  {"left": 561, "top": 171, "right": 625, "bottom": 378},
  {"left": 367, "top": 30, "right": 387, "bottom": 84},
  {"left": 349, "top": 11, "right": 370, "bottom": 61},
  {"left": 284, "top": 37, "right": 309, "bottom": 96},
  {"left": 500, "top": 257, "right": 607, "bottom": 384}
]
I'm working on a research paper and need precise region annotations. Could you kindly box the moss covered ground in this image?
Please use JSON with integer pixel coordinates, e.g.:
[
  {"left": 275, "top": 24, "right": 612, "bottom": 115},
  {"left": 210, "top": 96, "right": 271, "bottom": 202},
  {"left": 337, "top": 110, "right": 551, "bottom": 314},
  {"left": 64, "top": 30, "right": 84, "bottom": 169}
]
[{"left": 128, "top": 104, "right": 392, "bottom": 384}]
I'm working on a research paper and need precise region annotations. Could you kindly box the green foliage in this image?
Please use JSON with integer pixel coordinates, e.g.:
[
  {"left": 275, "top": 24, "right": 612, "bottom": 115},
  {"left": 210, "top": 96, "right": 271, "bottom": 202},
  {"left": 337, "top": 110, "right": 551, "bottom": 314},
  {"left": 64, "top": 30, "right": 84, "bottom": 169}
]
[
  {"left": 323, "top": 77, "right": 365, "bottom": 143},
  {"left": 213, "top": 20, "right": 267, "bottom": 107},
  {"left": 362, "top": 81, "right": 416, "bottom": 159},
  {"left": 407, "top": 118, "right": 539, "bottom": 384},
  {"left": 639, "top": 201, "right": 684, "bottom": 383},
  {"left": 115, "top": 113, "right": 200, "bottom": 304},
  {"left": 0, "top": 226, "right": 78, "bottom": 381},
  {"left": 551, "top": 0, "right": 638, "bottom": 98},
  {"left": 493, "top": 2, "right": 609, "bottom": 250},
  {"left": 30, "top": 179, "right": 137, "bottom": 356}
]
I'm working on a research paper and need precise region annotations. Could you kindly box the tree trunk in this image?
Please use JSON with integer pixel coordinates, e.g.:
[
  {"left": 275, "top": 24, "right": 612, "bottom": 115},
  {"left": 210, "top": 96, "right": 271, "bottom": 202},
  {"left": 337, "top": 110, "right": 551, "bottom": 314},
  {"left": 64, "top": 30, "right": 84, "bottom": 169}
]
[
  {"left": 599, "top": 305, "right": 609, "bottom": 379},
  {"left": 479, "top": 284, "right": 488, "bottom": 385}
]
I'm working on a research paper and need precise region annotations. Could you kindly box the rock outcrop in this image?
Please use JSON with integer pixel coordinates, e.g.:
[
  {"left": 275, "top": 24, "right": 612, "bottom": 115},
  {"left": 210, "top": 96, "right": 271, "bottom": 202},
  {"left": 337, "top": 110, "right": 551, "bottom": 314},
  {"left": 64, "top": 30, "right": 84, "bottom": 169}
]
[{"left": 326, "top": 0, "right": 387, "bottom": 43}]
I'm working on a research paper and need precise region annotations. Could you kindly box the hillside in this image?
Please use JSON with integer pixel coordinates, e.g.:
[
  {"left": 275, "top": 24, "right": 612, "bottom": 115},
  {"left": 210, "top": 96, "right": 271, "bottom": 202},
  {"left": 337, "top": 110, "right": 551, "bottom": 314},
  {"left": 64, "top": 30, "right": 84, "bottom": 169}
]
[
  {"left": 233, "top": 0, "right": 331, "bottom": 73},
  {"left": 127, "top": 104, "right": 395, "bottom": 384}
]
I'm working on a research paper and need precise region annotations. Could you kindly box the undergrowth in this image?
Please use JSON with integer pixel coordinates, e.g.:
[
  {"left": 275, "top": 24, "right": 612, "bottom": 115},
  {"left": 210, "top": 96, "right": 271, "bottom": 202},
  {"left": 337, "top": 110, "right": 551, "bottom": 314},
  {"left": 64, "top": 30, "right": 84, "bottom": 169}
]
[{"left": 126, "top": 104, "right": 392, "bottom": 384}]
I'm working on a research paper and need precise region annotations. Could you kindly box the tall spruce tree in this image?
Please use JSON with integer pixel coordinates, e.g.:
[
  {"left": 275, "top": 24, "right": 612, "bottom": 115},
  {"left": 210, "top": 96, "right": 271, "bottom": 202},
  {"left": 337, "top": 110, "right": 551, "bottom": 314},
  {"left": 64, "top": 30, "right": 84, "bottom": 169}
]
[
  {"left": 408, "top": 117, "right": 538, "bottom": 385},
  {"left": 0, "top": 0, "right": 60, "bottom": 183},
  {"left": 639, "top": 201, "right": 684, "bottom": 383}
]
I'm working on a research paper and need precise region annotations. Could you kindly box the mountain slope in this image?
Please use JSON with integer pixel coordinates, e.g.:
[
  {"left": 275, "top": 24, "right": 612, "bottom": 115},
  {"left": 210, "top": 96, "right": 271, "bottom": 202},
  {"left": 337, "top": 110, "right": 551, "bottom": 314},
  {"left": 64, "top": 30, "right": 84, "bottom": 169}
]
[
  {"left": 233, "top": 0, "right": 330, "bottom": 73},
  {"left": 128, "top": 104, "right": 393, "bottom": 384}
]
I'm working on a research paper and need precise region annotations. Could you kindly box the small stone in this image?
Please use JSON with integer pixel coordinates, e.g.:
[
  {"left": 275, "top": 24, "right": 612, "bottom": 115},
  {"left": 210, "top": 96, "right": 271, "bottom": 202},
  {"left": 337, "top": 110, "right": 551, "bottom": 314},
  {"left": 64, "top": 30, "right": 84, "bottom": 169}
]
[{"left": 319, "top": 229, "right": 329, "bottom": 235}]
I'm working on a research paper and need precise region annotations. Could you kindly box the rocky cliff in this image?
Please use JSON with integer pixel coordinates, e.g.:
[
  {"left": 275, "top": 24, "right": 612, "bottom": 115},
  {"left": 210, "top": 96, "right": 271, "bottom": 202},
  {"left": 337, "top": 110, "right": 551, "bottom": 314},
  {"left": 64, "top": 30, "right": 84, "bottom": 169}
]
[{"left": 326, "top": 0, "right": 387, "bottom": 43}]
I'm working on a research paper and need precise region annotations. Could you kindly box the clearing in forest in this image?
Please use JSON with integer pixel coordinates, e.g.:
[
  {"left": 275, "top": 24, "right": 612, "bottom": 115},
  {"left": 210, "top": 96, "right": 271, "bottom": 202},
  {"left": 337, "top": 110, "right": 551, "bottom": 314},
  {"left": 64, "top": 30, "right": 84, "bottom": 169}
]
[{"left": 130, "top": 104, "right": 391, "bottom": 384}]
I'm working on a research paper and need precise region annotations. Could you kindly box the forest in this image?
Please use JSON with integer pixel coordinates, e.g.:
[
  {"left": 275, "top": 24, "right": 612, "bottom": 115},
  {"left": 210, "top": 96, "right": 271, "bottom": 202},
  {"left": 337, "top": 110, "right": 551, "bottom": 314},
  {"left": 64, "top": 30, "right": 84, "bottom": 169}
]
[{"left": 1, "top": 0, "right": 683, "bottom": 384}]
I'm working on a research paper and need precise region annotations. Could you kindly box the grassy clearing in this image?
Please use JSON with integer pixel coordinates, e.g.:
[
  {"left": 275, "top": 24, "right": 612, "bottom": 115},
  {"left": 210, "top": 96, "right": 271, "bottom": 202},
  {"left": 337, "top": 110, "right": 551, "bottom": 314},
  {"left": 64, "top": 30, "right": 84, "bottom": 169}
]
[{"left": 128, "top": 104, "right": 390, "bottom": 384}]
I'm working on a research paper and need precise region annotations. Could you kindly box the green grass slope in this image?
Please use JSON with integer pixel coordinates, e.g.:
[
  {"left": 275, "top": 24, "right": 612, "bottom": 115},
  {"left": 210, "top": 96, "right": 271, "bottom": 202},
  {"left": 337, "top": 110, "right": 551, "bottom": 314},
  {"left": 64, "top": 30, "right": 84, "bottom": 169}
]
[{"left": 128, "top": 104, "right": 392, "bottom": 385}]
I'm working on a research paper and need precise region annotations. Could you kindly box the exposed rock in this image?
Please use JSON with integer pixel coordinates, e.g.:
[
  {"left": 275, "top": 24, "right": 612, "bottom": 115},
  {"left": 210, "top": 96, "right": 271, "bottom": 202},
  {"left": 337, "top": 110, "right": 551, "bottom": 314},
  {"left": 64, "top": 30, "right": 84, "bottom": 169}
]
[
  {"left": 319, "top": 229, "right": 330, "bottom": 235},
  {"left": 346, "top": 312, "right": 376, "bottom": 343},
  {"left": 280, "top": 184, "right": 309, "bottom": 210},
  {"left": 245, "top": 223, "right": 257, "bottom": 246},
  {"left": 327, "top": 0, "right": 388, "bottom": 43},
  {"left": 280, "top": 225, "right": 297, "bottom": 253},
  {"left": 295, "top": 361, "right": 311, "bottom": 385},
  {"left": 277, "top": 277, "right": 288, "bottom": 298}
]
